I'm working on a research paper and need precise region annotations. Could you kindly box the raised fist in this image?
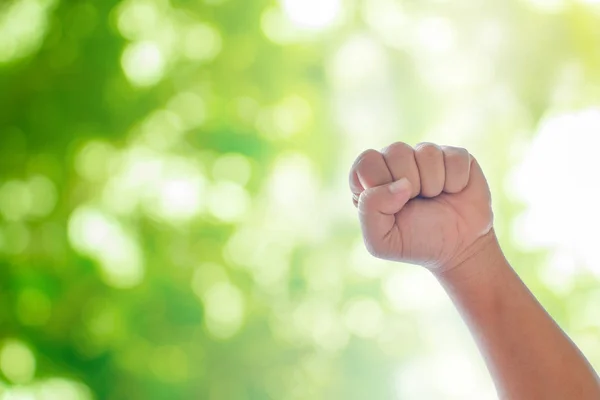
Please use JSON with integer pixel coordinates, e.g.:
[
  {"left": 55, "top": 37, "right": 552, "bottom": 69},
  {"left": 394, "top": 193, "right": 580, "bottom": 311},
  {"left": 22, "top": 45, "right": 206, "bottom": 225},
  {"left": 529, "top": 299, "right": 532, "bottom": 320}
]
[{"left": 349, "top": 142, "right": 494, "bottom": 272}]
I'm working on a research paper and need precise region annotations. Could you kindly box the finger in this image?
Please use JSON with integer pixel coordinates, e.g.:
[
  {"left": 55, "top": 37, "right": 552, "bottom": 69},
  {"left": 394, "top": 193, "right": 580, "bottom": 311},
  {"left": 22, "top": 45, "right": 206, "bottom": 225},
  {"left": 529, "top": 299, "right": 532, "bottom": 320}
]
[
  {"left": 381, "top": 142, "right": 421, "bottom": 199},
  {"left": 349, "top": 149, "right": 393, "bottom": 206},
  {"left": 462, "top": 155, "right": 494, "bottom": 235},
  {"left": 441, "top": 146, "right": 471, "bottom": 194},
  {"left": 358, "top": 178, "right": 412, "bottom": 256},
  {"left": 414, "top": 142, "right": 445, "bottom": 198},
  {"left": 463, "top": 155, "right": 491, "bottom": 203}
]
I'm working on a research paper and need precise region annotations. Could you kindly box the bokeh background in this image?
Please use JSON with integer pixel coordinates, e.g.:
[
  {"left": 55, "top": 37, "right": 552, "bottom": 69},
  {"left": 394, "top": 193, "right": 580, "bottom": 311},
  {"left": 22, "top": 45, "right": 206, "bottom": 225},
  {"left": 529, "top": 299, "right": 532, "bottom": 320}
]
[{"left": 1, "top": 0, "right": 600, "bottom": 398}]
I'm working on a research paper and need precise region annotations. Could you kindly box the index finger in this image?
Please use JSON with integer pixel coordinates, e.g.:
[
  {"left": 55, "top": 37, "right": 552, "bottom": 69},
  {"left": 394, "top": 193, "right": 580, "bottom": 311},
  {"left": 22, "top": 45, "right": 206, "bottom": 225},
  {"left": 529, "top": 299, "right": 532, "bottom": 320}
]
[{"left": 349, "top": 149, "right": 394, "bottom": 207}]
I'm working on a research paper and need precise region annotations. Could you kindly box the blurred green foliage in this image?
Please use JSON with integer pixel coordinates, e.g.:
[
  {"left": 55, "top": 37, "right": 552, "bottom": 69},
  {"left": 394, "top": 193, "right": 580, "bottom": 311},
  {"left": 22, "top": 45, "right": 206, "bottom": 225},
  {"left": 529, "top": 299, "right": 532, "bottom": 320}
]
[{"left": 1, "top": 0, "right": 600, "bottom": 399}]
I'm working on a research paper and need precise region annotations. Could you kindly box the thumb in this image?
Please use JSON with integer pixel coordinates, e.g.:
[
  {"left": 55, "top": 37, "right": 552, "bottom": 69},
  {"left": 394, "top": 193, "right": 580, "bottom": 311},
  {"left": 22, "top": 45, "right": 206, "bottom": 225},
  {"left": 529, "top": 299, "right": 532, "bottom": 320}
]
[{"left": 358, "top": 178, "right": 412, "bottom": 249}]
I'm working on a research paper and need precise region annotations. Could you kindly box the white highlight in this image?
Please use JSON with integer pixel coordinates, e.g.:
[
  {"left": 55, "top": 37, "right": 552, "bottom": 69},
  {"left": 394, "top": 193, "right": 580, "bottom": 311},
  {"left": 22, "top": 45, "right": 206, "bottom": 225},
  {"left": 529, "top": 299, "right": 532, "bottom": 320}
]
[
  {"left": 207, "top": 182, "right": 250, "bottom": 223},
  {"left": 415, "top": 17, "right": 456, "bottom": 54},
  {"left": 202, "top": 282, "right": 245, "bottom": 339},
  {"left": 510, "top": 108, "right": 600, "bottom": 277},
  {"left": 68, "top": 207, "right": 144, "bottom": 288},
  {"left": 121, "top": 41, "right": 165, "bottom": 87},
  {"left": 343, "top": 298, "right": 384, "bottom": 338},
  {"left": 0, "top": 339, "right": 35, "bottom": 384},
  {"left": 281, "top": 0, "right": 341, "bottom": 30},
  {"left": 0, "top": 0, "right": 57, "bottom": 64},
  {"left": 383, "top": 268, "right": 447, "bottom": 312}
]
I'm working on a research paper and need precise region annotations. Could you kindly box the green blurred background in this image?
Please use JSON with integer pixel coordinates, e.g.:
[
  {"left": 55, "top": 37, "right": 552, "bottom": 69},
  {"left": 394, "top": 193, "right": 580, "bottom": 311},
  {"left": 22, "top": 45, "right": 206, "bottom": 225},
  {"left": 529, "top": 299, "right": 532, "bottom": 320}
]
[{"left": 1, "top": 0, "right": 600, "bottom": 398}]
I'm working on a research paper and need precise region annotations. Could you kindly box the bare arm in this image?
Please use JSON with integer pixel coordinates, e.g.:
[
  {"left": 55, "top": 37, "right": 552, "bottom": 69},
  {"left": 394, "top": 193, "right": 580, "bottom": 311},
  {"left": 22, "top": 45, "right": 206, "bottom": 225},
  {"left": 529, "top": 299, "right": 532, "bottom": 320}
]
[
  {"left": 349, "top": 141, "right": 600, "bottom": 399},
  {"left": 436, "top": 231, "right": 600, "bottom": 399}
]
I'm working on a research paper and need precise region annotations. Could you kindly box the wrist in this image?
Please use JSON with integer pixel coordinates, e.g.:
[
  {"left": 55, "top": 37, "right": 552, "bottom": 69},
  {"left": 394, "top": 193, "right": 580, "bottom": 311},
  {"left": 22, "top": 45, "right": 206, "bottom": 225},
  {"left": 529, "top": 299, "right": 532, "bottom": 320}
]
[{"left": 433, "top": 229, "right": 509, "bottom": 287}]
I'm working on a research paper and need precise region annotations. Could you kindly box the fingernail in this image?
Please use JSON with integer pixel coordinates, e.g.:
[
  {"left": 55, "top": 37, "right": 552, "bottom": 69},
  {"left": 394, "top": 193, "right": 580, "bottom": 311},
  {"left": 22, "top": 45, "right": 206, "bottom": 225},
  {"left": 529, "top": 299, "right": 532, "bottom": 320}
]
[{"left": 389, "top": 178, "right": 410, "bottom": 194}]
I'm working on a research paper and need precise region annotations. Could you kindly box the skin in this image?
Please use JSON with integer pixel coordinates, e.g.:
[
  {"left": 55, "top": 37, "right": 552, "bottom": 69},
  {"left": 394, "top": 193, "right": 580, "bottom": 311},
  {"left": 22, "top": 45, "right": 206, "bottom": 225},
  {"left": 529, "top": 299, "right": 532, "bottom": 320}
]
[{"left": 349, "top": 142, "right": 600, "bottom": 399}]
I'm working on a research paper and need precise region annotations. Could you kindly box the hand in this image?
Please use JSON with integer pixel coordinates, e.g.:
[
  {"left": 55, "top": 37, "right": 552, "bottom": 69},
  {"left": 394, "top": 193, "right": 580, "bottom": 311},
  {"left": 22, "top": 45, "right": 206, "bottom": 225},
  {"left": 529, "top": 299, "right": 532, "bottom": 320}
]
[{"left": 349, "top": 142, "right": 494, "bottom": 272}]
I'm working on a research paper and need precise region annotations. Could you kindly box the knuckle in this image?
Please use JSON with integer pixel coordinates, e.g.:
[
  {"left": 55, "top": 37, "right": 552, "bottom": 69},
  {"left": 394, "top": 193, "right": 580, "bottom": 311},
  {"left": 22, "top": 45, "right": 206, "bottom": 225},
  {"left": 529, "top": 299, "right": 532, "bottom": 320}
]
[
  {"left": 353, "top": 148, "right": 381, "bottom": 170},
  {"left": 415, "top": 142, "right": 441, "bottom": 159},
  {"left": 381, "top": 142, "right": 414, "bottom": 158},
  {"left": 350, "top": 148, "right": 378, "bottom": 177},
  {"left": 443, "top": 145, "right": 468, "bottom": 155},
  {"left": 444, "top": 150, "right": 464, "bottom": 168},
  {"left": 444, "top": 147, "right": 470, "bottom": 171},
  {"left": 357, "top": 148, "right": 380, "bottom": 163}
]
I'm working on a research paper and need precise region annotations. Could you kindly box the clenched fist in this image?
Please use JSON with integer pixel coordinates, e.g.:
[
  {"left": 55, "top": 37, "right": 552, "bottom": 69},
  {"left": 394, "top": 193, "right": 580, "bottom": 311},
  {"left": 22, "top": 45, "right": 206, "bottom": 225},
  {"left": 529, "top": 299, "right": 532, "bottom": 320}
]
[{"left": 349, "top": 142, "right": 494, "bottom": 272}]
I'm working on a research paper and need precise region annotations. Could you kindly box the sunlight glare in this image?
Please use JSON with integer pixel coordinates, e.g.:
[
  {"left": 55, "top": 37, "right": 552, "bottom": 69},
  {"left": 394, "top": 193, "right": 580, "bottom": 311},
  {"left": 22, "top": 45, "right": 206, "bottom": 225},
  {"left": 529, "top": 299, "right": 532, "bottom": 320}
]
[
  {"left": 510, "top": 108, "right": 600, "bottom": 277},
  {"left": 280, "top": 0, "right": 341, "bottom": 30}
]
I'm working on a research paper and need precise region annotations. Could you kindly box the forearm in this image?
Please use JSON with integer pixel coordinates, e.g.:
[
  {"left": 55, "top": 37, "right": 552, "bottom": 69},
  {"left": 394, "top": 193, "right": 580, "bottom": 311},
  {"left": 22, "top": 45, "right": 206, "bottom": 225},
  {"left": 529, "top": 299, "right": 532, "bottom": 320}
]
[{"left": 435, "top": 232, "right": 600, "bottom": 399}]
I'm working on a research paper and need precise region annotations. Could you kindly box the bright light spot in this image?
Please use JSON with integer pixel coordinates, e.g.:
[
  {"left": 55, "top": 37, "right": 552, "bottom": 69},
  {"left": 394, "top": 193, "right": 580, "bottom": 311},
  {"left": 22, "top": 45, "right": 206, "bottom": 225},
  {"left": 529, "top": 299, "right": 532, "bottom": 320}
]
[
  {"left": 167, "top": 92, "right": 207, "bottom": 129},
  {"left": 293, "top": 299, "right": 348, "bottom": 351},
  {"left": 121, "top": 41, "right": 166, "bottom": 87},
  {"left": 302, "top": 250, "right": 343, "bottom": 296},
  {"left": 273, "top": 95, "right": 312, "bottom": 137},
  {"left": 101, "top": 147, "right": 163, "bottom": 215},
  {"left": 267, "top": 153, "right": 318, "bottom": 218},
  {"left": 281, "top": 0, "right": 341, "bottom": 30},
  {"left": 235, "top": 97, "right": 260, "bottom": 124},
  {"left": 328, "top": 34, "right": 399, "bottom": 146},
  {"left": 0, "top": 339, "right": 35, "bottom": 384},
  {"left": 202, "top": 282, "right": 245, "bottom": 339},
  {"left": 329, "top": 34, "right": 388, "bottom": 88},
  {"left": 256, "top": 95, "right": 313, "bottom": 139},
  {"left": 143, "top": 157, "right": 206, "bottom": 221},
  {"left": 509, "top": 108, "right": 600, "bottom": 277},
  {"left": 223, "top": 228, "right": 292, "bottom": 289},
  {"left": 261, "top": 7, "right": 306, "bottom": 44},
  {"left": 475, "top": 20, "right": 506, "bottom": 56},
  {"left": 102, "top": 149, "right": 207, "bottom": 222},
  {"left": 223, "top": 227, "right": 260, "bottom": 267},
  {"left": 525, "top": 0, "right": 566, "bottom": 13},
  {"left": 343, "top": 298, "right": 384, "bottom": 338},
  {"left": 0, "top": 0, "right": 57, "bottom": 64},
  {"left": 383, "top": 268, "right": 447, "bottom": 312},
  {"left": 182, "top": 24, "right": 222, "bottom": 62},
  {"left": 192, "top": 263, "right": 228, "bottom": 297},
  {"left": 36, "top": 378, "right": 93, "bottom": 400},
  {"left": 16, "top": 289, "right": 52, "bottom": 326},
  {"left": 263, "top": 153, "right": 330, "bottom": 241},
  {"left": 68, "top": 207, "right": 145, "bottom": 288},
  {"left": 27, "top": 175, "right": 57, "bottom": 218},
  {"left": 155, "top": 178, "right": 205, "bottom": 221},
  {"left": 207, "top": 182, "right": 250, "bottom": 223},
  {"left": 395, "top": 353, "right": 495, "bottom": 399},
  {"left": 252, "top": 243, "right": 291, "bottom": 289},
  {"left": 0, "top": 176, "right": 56, "bottom": 220},
  {"left": 538, "top": 249, "right": 578, "bottom": 295},
  {"left": 417, "top": 52, "right": 494, "bottom": 93},
  {"left": 414, "top": 17, "right": 456, "bottom": 54},
  {"left": 116, "top": 0, "right": 161, "bottom": 41},
  {"left": 578, "top": 289, "right": 600, "bottom": 329},
  {"left": 139, "top": 109, "right": 184, "bottom": 149},
  {"left": 0, "top": 180, "right": 32, "bottom": 221},
  {"left": 212, "top": 153, "right": 252, "bottom": 186},
  {"left": 349, "top": 239, "right": 391, "bottom": 278},
  {"left": 75, "top": 141, "right": 116, "bottom": 182},
  {"left": 363, "top": 0, "right": 407, "bottom": 50}
]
